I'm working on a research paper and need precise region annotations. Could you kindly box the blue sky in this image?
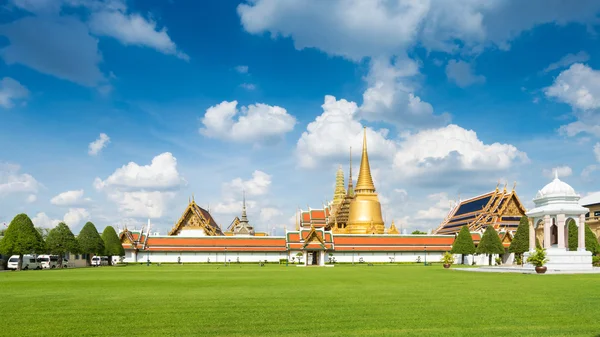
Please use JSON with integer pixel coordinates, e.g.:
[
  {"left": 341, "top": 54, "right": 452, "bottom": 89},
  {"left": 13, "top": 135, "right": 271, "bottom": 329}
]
[{"left": 2, "top": 0, "right": 600, "bottom": 235}]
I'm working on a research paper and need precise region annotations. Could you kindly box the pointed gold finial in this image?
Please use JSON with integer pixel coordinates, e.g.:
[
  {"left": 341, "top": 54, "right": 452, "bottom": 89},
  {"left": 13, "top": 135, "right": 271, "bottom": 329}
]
[
  {"left": 512, "top": 181, "right": 517, "bottom": 191},
  {"left": 496, "top": 180, "right": 500, "bottom": 192},
  {"left": 347, "top": 146, "right": 354, "bottom": 197},
  {"left": 295, "top": 207, "right": 299, "bottom": 231},
  {"left": 355, "top": 127, "right": 376, "bottom": 193},
  {"left": 192, "top": 193, "right": 195, "bottom": 202},
  {"left": 503, "top": 182, "right": 507, "bottom": 193}
]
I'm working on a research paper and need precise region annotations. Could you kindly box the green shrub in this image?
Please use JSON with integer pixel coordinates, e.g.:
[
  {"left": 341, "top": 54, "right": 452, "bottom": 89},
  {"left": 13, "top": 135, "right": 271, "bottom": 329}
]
[
  {"left": 475, "top": 226, "right": 505, "bottom": 266},
  {"left": 451, "top": 226, "right": 476, "bottom": 264}
]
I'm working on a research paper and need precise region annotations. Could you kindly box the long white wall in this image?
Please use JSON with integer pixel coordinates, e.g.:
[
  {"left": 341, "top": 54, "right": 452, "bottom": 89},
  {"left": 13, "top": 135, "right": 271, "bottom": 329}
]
[{"left": 125, "top": 251, "right": 288, "bottom": 263}]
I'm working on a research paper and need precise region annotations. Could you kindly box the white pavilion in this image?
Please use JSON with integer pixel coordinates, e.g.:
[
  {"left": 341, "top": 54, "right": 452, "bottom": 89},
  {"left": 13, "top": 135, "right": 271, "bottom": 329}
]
[{"left": 524, "top": 171, "right": 592, "bottom": 270}]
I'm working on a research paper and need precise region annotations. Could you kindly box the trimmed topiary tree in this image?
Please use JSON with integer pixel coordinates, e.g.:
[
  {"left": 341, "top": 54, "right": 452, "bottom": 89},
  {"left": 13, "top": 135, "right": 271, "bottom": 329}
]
[
  {"left": 0, "top": 214, "right": 45, "bottom": 270},
  {"left": 46, "top": 222, "right": 79, "bottom": 268},
  {"left": 450, "top": 226, "right": 476, "bottom": 264},
  {"left": 568, "top": 220, "right": 600, "bottom": 254},
  {"left": 509, "top": 216, "right": 530, "bottom": 264},
  {"left": 475, "top": 225, "right": 505, "bottom": 266},
  {"left": 77, "top": 222, "right": 105, "bottom": 266},
  {"left": 101, "top": 226, "right": 124, "bottom": 266}
]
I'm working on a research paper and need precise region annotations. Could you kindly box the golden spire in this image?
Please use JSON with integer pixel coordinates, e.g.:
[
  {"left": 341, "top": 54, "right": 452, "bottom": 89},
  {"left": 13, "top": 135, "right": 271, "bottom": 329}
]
[
  {"left": 332, "top": 165, "right": 346, "bottom": 206},
  {"left": 347, "top": 146, "right": 354, "bottom": 197},
  {"left": 295, "top": 207, "right": 299, "bottom": 231},
  {"left": 512, "top": 181, "right": 517, "bottom": 191},
  {"left": 355, "top": 127, "right": 376, "bottom": 193}
]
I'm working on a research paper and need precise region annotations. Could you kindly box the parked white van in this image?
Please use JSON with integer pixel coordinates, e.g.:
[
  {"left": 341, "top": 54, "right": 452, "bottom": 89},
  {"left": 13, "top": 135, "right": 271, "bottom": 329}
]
[
  {"left": 7, "top": 255, "right": 42, "bottom": 270},
  {"left": 91, "top": 256, "right": 109, "bottom": 266},
  {"left": 37, "top": 255, "right": 64, "bottom": 269}
]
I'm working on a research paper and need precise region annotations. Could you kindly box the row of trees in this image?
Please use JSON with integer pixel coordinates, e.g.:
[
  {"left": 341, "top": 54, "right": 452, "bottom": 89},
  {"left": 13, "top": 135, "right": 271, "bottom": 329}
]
[
  {"left": 0, "top": 213, "right": 125, "bottom": 270},
  {"left": 450, "top": 216, "right": 600, "bottom": 266}
]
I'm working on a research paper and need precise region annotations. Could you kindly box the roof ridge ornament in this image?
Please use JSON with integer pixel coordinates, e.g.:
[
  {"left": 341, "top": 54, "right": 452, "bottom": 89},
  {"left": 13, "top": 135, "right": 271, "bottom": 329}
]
[{"left": 554, "top": 168, "right": 559, "bottom": 180}]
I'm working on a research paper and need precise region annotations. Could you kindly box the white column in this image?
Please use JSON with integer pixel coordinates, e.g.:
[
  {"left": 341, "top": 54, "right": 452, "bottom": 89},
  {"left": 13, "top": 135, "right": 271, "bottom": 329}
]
[
  {"left": 320, "top": 251, "right": 325, "bottom": 266},
  {"left": 305, "top": 252, "right": 308, "bottom": 265},
  {"left": 578, "top": 214, "right": 586, "bottom": 251},
  {"left": 557, "top": 214, "right": 566, "bottom": 249},
  {"left": 528, "top": 218, "right": 535, "bottom": 251},
  {"left": 543, "top": 215, "right": 551, "bottom": 249}
]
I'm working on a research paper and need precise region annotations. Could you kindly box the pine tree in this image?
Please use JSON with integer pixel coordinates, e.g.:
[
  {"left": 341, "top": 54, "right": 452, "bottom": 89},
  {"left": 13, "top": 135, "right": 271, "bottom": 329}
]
[
  {"left": 509, "top": 216, "right": 530, "bottom": 264},
  {"left": 77, "top": 222, "right": 105, "bottom": 266},
  {"left": 0, "top": 214, "right": 45, "bottom": 270},
  {"left": 101, "top": 226, "right": 124, "bottom": 266},
  {"left": 46, "top": 222, "right": 79, "bottom": 268},
  {"left": 450, "top": 226, "right": 476, "bottom": 264},
  {"left": 475, "top": 225, "right": 505, "bottom": 266}
]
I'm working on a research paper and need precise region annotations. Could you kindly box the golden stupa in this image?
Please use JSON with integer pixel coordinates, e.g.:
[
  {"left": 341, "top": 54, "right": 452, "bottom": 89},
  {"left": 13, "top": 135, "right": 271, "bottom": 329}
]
[{"left": 347, "top": 127, "right": 385, "bottom": 234}]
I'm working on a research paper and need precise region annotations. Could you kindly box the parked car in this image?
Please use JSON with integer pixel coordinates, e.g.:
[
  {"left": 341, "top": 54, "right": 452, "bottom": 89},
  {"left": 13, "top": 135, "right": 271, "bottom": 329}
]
[
  {"left": 91, "top": 256, "right": 109, "bottom": 266},
  {"left": 7, "top": 255, "right": 42, "bottom": 270},
  {"left": 37, "top": 255, "right": 65, "bottom": 269}
]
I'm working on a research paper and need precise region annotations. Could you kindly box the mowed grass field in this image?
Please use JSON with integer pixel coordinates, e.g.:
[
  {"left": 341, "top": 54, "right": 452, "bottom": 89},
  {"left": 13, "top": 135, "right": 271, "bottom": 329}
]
[{"left": 1, "top": 264, "right": 600, "bottom": 337}]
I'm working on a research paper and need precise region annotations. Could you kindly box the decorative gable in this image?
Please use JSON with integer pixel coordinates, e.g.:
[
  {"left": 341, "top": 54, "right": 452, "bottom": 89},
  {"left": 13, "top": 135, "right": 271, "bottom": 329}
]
[{"left": 169, "top": 202, "right": 224, "bottom": 236}]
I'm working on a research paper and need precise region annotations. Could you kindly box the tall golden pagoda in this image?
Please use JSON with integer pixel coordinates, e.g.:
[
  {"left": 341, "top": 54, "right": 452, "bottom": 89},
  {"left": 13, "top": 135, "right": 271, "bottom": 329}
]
[
  {"left": 332, "top": 165, "right": 346, "bottom": 207},
  {"left": 347, "top": 127, "right": 385, "bottom": 234},
  {"left": 328, "top": 147, "right": 355, "bottom": 233}
]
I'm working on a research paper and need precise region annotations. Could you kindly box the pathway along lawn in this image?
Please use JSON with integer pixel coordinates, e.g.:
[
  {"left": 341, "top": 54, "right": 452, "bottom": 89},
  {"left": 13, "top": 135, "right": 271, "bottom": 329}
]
[{"left": 1, "top": 264, "right": 599, "bottom": 336}]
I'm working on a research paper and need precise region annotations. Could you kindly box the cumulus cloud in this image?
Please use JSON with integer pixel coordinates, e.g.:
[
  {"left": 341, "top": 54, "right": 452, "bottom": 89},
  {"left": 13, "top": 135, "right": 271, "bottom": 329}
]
[
  {"left": 32, "top": 209, "right": 90, "bottom": 229},
  {"left": 0, "top": 77, "right": 29, "bottom": 109},
  {"left": 26, "top": 194, "right": 37, "bottom": 203},
  {"left": 240, "top": 83, "right": 256, "bottom": 91},
  {"left": 88, "top": 133, "right": 110, "bottom": 155},
  {"left": 94, "top": 152, "right": 185, "bottom": 191},
  {"left": 51, "top": 189, "right": 90, "bottom": 206},
  {"left": 94, "top": 152, "right": 186, "bottom": 219},
  {"left": 32, "top": 212, "right": 61, "bottom": 229},
  {"left": 360, "top": 56, "right": 450, "bottom": 128},
  {"left": 200, "top": 101, "right": 296, "bottom": 142},
  {"left": 414, "top": 193, "right": 454, "bottom": 221},
  {"left": 545, "top": 63, "right": 600, "bottom": 137},
  {"left": 0, "top": 163, "right": 40, "bottom": 197},
  {"left": 222, "top": 170, "right": 272, "bottom": 197},
  {"left": 445, "top": 59, "right": 485, "bottom": 87},
  {"left": 393, "top": 124, "right": 528, "bottom": 183},
  {"left": 260, "top": 207, "right": 282, "bottom": 222},
  {"left": 296, "top": 95, "right": 397, "bottom": 168},
  {"left": 542, "top": 166, "right": 572, "bottom": 179}
]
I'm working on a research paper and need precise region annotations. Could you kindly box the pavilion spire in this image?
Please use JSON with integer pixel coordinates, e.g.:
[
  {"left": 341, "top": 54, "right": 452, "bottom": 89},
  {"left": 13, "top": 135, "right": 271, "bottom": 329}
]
[{"left": 347, "top": 146, "right": 354, "bottom": 197}]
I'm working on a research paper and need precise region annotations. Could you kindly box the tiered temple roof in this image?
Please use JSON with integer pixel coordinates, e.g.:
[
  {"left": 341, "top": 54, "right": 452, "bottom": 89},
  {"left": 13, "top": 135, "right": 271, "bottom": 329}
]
[
  {"left": 226, "top": 191, "right": 255, "bottom": 236},
  {"left": 434, "top": 183, "right": 527, "bottom": 235},
  {"left": 168, "top": 199, "right": 223, "bottom": 236}
]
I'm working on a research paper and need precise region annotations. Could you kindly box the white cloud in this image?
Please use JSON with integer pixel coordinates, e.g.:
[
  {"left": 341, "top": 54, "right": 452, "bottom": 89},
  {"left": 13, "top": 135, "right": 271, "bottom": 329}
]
[
  {"left": 26, "top": 194, "right": 37, "bottom": 203},
  {"left": 63, "top": 207, "right": 90, "bottom": 228},
  {"left": 445, "top": 59, "right": 485, "bottom": 87},
  {"left": 88, "top": 133, "right": 110, "bottom": 155},
  {"left": 359, "top": 56, "right": 450, "bottom": 128},
  {"left": 545, "top": 63, "right": 600, "bottom": 111},
  {"left": 393, "top": 124, "right": 528, "bottom": 182},
  {"left": 94, "top": 152, "right": 186, "bottom": 219},
  {"left": 223, "top": 170, "right": 272, "bottom": 197},
  {"left": 582, "top": 164, "right": 599, "bottom": 181},
  {"left": 543, "top": 51, "right": 590, "bottom": 73},
  {"left": 542, "top": 166, "right": 573, "bottom": 179},
  {"left": 235, "top": 65, "right": 249, "bottom": 74},
  {"left": 240, "top": 83, "right": 256, "bottom": 91},
  {"left": 296, "top": 95, "right": 397, "bottom": 168},
  {"left": 0, "top": 77, "right": 29, "bottom": 109},
  {"left": 51, "top": 189, "right": 89, "bottom": 206},
  {"left": 0, "top": 163, "right": 40, "bottom": 197},
  {"left": 260, "top": 207, "right": 282, "bottom": 222},
  {"left": 237, "top": 0, "right": 600, "bottom": 60},
  {"left": 32, "top": 212, "right": 61, "bottom": 229},
  {"left": 94, "top": 152, "right": 185, "bottom": 191},
  {"left": 595, "top": 143, "right": 600, "bottom": 162},
  {"left": 88, "top": 9, "right": 189, "bottom": 61},
  {"left": 200, "top": 101, "right": 296, "bottom": 142},
  {"left": 415, "top": 193, "right": 453, "bottom": 220}
]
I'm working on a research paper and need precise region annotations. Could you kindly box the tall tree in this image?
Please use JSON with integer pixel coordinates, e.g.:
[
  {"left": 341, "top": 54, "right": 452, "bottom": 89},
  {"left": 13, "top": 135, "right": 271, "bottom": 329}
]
[
  {"left": 509, "top": 216, "right": 530, "bottom": 264},
  {"left": 0, "top": 214, "right": 45, "bottom": 270},
  {"left": 36, "top": 227, "right": 50, "bottom": 241},
  {"left": 475, "top": 225, "right": 505, "bottom": 266},
  {"left": 101, "top": 226, "right": 124, "bottom": 266},
  {"left": 77, "top": 222, "right": 105, "bottom": 266},
  {"left": 567, "top": 220, "right": 600, "bottom": 254},
  {"left": 450, "top": 226, "right": 476, "bottom": 264},
  {"left": 46, "top": 222, "right": 79, "bottom": 268}
]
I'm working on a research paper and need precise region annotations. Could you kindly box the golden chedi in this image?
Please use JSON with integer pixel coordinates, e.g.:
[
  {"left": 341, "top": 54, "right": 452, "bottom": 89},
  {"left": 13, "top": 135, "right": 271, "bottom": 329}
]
[{"left": 347, "top": 127, "right": 385, "bottom": 234}]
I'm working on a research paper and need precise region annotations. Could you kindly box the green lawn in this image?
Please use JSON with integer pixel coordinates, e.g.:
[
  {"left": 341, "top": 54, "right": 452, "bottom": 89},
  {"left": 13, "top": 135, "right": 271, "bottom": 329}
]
[{"left": 1, "top": 264, "right": 599, "bottom": 336}]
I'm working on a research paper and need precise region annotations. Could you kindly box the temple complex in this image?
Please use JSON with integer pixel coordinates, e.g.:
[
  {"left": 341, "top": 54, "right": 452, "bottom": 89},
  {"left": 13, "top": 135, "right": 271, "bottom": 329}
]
[{"left": 434, "top": 183, "right": 527, "bottom": 235}]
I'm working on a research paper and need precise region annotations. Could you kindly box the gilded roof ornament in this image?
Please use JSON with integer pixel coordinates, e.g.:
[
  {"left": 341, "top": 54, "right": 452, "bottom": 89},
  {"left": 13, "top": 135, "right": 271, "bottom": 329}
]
[{"left": 355, "top": 127, "right": 376, "bottom": 193}]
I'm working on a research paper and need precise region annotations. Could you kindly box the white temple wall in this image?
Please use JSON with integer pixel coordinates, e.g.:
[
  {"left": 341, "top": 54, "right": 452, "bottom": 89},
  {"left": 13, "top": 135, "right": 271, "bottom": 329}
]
[{"left": 124, "top": 251, "right": 287, "bottom": 264}]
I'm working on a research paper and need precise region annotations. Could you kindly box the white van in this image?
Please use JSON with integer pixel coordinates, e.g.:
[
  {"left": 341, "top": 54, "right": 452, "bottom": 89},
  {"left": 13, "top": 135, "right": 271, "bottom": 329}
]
[
  {"left": 7, "top": 255, "right": 42, "bottom": 270},
  {"left": 91, "top": 256, "right": 109, "bottom": 266},
  {"left": 38, "top": 255, "right": 62, "bottom": 269}
]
